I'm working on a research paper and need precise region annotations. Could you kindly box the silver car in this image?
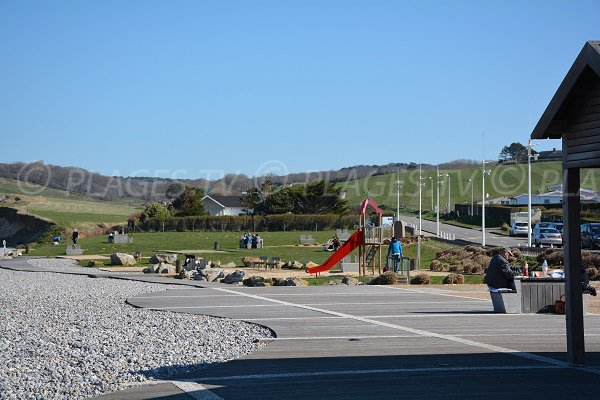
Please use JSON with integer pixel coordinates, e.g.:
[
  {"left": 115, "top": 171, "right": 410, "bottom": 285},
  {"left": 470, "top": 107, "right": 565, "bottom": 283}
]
[{"left": 534, "top": 227, "right": 562, "bottom": 247}]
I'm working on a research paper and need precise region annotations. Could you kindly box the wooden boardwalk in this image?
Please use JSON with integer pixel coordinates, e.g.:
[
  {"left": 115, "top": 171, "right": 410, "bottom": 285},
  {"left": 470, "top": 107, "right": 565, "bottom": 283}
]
[
  {"left": 3, "top": 258, "right": 600, "bottom": 399},
  {"left": 116, "top": 284, "right": 600, "bottom": 399}
]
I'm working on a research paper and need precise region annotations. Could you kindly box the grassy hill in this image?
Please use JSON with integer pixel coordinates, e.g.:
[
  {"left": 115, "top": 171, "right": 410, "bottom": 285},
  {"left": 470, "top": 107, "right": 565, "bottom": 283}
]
[
  {"left": 339, "top": 161, "right": 600, "bottom": 212},
  {"left": 0, "top": 178, "right": 140, "bottom": 229}
]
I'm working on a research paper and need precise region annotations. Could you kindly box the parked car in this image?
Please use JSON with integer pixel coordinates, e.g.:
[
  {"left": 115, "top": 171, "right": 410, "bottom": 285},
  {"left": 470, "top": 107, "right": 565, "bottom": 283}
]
[
  {"left": 549, "top": 222, "right": 563, "bottom": 233},
  {"left": 533, "top": 222, "right": 550, "bottom": 239},
  {"left": 534, "top": 227, "right": 563, "bottom": 247},
  {"left": 581, "top": 223, "right": 600, "bottom": 249},
  {"left": 510, "top": 222, "right": 529, "bottom": 236}
]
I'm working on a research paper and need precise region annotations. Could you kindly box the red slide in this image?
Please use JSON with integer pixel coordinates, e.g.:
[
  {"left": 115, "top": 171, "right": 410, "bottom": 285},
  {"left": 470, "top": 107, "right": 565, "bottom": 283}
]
[{"left": 307, "top": 230, "right": 363, "bottom": 274}]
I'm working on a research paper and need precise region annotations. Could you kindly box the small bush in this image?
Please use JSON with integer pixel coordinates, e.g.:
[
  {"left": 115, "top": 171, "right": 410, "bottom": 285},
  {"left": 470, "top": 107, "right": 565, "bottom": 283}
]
[
  {"left": 501, "top": 222, "right": 510, "bottom": 232},
  {"left": 473, "top": 255, "right": 491, "bottom": 269},
  {"left": 443, "top": 273, "right": 464, "bottom": 284},
  {"left": 449, "top": 265, "right": 459, "bottom": 273},
  {"left": 410, "top": 273, "right": 430, "bottom": 285},
  {"left": 587, "top": 267, "right": 599, "bottom": 282},
  {"left": 370, "top": 271, "right": 398, "bottom": 285},
  {"left": 430, "top": 259, "right": 442, "bottom": 271},
  {"left": 470, "top": 265, "right": 484, "bottom": 274}
]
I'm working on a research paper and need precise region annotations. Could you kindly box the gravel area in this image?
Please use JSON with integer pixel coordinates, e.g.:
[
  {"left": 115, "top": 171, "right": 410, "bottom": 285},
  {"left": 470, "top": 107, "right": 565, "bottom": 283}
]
[{"left": 0, "top": 259, "right": 273, "bottom": 399}]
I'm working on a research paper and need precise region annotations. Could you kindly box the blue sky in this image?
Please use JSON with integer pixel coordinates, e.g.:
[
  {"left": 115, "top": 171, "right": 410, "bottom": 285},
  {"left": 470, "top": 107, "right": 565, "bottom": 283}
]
[{"left": 1, "top": 0, "right": 599, "bottom": 179}]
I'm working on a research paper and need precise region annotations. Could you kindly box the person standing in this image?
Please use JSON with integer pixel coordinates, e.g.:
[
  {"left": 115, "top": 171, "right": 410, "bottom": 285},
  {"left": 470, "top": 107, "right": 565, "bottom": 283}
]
[
  {"left": 387, "top": 237, "right": 403, "bottom": 273},
  {"left": 484, "top": 247, "right": 519, "bottom": 290},
  {"left": 71, "top": 229, "right": 79, "bottom": 245}
]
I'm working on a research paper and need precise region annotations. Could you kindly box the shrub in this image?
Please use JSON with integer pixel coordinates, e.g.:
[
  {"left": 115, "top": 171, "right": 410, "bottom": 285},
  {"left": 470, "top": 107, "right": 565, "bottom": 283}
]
[
  {"left": 470, "top": 265, "right": 484, "bottom": 275},
  {"left": 473, "top": 255, "right": 491, "bottom": 269},
  {"left": 430, "top": 260, "right": 443, "bottom": 271},
  {"left": 449, "top": 265, "right": 459, "bottom": 273},
  {"left": 369, "top": 271, "right": 398, "bottom": 285},
  {"left": 443, "top": 273, "right": 464, "bottom": 284},
  {"left": 465, "top": 245, "right": 486, "bottom": 255},
  {"left": 587, "top": 267, "right": 599, "bottom": 282},
  {"left": 501, "top": 222, "right": 510, "bottom": 232},
  {"left": 410, "top": 273, "right": 430, "bottom": 285}
]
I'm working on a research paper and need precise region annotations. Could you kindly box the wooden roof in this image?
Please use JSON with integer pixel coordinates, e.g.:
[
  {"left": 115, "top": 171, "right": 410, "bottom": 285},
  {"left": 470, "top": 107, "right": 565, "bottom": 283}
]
[{"left": 531, "top": 41, "right": 600, "bottom": 140}]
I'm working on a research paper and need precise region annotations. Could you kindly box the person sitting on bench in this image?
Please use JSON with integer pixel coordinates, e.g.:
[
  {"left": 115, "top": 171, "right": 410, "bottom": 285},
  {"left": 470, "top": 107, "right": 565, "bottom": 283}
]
[{"left": 484, "top": 247, "right": 521, "bottom": 291}]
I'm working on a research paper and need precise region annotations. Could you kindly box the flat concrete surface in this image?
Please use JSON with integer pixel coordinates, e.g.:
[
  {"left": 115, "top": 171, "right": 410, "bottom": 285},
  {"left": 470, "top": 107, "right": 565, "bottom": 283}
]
[{"left": 3, "top": 258, "right": 600, "bottom": 399}]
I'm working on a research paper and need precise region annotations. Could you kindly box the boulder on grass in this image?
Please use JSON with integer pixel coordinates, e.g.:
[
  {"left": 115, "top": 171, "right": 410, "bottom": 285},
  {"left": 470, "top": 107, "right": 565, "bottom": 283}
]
[
  {"left": 110, "top": 253, "right": 136, "bottom": 266},
  {"left": 342, "top": 276, "right": 359, "bottom": 285},
  {"left": 149, "top": 253, "right": 178, "bottom": 264}
]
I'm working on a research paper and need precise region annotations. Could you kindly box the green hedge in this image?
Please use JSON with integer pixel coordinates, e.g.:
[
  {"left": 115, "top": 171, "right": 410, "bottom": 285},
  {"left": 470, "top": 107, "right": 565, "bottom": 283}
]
[{"left": 134, "top": 214, "right": 358, "bottom": 232}]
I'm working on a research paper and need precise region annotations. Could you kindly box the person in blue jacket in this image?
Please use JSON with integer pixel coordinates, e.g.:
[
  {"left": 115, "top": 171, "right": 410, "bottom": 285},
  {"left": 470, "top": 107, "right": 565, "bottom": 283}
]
[{"left": 387, "top": 237, "right": 403, "bottom": 273}]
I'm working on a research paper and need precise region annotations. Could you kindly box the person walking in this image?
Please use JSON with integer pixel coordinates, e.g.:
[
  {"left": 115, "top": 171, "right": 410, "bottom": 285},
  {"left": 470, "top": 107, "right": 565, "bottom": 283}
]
[
  {"left": 387, "top": 237, "right": 403, "bottom": 273},
  {"left": 71, "top": 229, "right": 79, "bottom": 245}
]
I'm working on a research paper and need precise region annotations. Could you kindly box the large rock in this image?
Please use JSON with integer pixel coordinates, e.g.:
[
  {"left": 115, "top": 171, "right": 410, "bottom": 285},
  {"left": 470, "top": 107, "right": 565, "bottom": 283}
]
[
  {"left": 223, "top": 270, "right": 246, "bottom": 284},
  {"left": 285, "top": 260, "right": 304, "bottom": 270},
  {"left": 243, "top": 276, "right": 266, "bottom": 287},
  {"left": 342, "top": 276, "right": 359, "bottom": 285},
  {"left": 274, "top": 278, "right": 309, "bottom": 287},
  {"left": 222, "top": 262, "right": 237, "bottom": 269},
  {"left": 149, "top": 253, "right": 178, "bottom": 264},
  {"left": 199, "top": 268, "right": 225, "bottom": 282},
  {"left": 157, "top": 263, "right": 176, "bottom": 274},
  {"left": 110, "top": 253, "right": 136, "bottom": 266}
]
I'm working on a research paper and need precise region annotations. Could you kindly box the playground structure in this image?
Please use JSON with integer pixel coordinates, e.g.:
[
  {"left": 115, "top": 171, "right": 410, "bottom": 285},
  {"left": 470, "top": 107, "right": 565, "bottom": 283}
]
[{"left": 307, "top": 198, "right": 394, "bottom": 276}]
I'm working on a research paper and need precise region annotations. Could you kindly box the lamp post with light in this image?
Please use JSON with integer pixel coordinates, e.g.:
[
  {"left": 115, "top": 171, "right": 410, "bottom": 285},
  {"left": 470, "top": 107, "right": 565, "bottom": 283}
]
[
  {"left": 482, "top": 162, "right": 492, "bottom": 246},
  {"left": 527, "top": 140, "right": 539, "bottom": 247},
  {"left": 468, "top": 178, "right": 474, "bottom": 216}
]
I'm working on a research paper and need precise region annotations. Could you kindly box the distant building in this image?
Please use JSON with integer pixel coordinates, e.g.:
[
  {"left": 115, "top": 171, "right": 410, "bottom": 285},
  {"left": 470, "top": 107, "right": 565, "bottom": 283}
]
[
  {"left": 504, "top": 185, "right": 600, "bottom": 206},
  {"left": 201, "top": 195, "right": 247, "bottom": 216},
  {"left": 536, "top": 148, "right": 562, "bottom": 161}
]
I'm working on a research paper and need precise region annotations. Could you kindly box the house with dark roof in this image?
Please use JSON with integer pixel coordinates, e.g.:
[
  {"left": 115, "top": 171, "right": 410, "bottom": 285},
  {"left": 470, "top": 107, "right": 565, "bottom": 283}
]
[
  {"left": 201, "top": 195, "right": 247, "bottom": 216},
  {"left": 536, "top": 147, "right": 563, "bottom": 161}
]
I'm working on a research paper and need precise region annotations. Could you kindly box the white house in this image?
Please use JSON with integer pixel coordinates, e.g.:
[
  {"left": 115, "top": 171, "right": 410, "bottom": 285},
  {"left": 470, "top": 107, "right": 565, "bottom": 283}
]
[
  {"left": 201, "top": 195, "right": 246, "bottom": 216},
  {"left": 506, "top": 185, "right": 600, "bottom": 206}
]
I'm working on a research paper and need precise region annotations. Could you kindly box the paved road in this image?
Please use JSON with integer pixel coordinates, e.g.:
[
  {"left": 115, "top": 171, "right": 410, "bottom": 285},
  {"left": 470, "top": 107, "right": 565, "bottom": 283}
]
[{"left": 400, "top": 215, "right": 528, "bottom": 248}]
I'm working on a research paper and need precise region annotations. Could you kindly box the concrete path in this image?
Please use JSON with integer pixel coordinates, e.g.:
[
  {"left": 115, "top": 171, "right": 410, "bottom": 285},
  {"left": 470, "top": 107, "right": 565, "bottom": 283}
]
[{"left": 3, "top": 258, "right": 600, "bottom": 399}]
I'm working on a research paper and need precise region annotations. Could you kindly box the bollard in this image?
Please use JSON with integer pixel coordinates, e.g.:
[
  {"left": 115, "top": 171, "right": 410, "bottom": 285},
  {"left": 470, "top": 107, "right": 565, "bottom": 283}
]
[
  {"left": 214, "top": 241, "right": 220, "bottom": 250},
  {"left": 176, "top": 259, "right": 182, "bottom": 274},
  {"left": 25, "top": 244, "right": 30, "bottom": 254}
]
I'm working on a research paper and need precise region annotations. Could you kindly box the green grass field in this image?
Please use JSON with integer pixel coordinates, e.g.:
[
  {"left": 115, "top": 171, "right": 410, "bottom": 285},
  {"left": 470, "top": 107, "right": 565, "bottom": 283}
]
[{"left": 31, "top": 231, "right": 463, "bottom": 271}]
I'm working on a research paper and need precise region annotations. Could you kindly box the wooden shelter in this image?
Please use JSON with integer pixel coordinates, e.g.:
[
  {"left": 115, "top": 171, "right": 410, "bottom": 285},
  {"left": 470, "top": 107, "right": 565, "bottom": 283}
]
[{"left": 531, "top": 40, "right": 600, "bottom": 365}]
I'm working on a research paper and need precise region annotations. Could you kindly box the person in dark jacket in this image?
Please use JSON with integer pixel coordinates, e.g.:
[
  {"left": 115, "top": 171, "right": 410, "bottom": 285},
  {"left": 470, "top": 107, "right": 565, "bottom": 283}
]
[
  {"left": 484, "top": 247, "right": 519, "bottom": 290},
  {"left": 71, "top": 229, "right": 79, "bottom": 245}
]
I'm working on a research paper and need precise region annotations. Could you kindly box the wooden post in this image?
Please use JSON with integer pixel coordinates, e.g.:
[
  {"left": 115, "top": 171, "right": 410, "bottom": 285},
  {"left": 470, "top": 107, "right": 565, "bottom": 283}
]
[
  {"left": 378, "top": 244, "right": 382, "bottom": 275},
  {"left": 563, "top": 141, "right": 585, "bottom": 365}
]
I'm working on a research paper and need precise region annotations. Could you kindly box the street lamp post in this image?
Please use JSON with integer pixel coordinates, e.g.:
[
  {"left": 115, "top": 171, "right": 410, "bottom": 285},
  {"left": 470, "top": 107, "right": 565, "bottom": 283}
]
[
  {"left": 396, "top": 168, "right": 401, "bottom": 221},
  {"left": 436, "top": 166, "right": 440, "bottom": 237},
  {"left": 439, "top": 173, "right": 449, "bottom": 214},
  {"left": 418, "top": 164, "right": 423, "bottom": 235},
  {"left": 447, "top": 174, "right": 451, "bottom": 214},
  {"left": 527, "top": 140, "right": 539, "bottom": 247},
  {"left": 482, "top": 163, "right": 491, "bottom": 246},
  {"left": 429, "top": 176, "right": 433, "bottom": 211},
  {"left": 468, "top": 178, "right": 474, "bottom": 216}
]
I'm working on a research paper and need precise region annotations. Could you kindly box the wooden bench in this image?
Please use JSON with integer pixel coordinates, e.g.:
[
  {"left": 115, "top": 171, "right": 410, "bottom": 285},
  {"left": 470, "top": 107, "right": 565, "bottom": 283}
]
[{"left": 266, "top": 256, "right": 281, "bottom": 269}]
